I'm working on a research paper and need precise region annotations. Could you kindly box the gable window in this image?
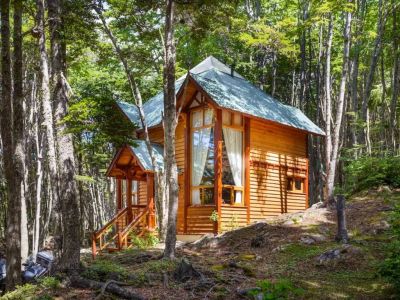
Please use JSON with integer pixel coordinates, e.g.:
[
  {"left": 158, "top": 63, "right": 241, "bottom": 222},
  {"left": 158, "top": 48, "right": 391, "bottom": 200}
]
[
  {"left": 286, "top": 177, "right": 305, "bottom": 193},
  {"left": 191, "top": 107, "right": 215, "bottom": 205},
  {"left": 221, "top": 111, "right": 244, "bottom": 205}
]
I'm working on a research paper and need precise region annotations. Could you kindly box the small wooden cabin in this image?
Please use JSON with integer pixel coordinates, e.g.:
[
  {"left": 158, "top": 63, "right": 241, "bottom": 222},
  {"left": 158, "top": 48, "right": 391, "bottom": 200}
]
[{"left": 92, "top": 56, "right": 324, "bottom": 256}]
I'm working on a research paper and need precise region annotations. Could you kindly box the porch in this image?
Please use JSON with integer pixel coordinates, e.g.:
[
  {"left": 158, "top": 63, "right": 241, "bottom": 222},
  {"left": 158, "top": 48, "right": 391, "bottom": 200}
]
[{"left": 91, "top": 142, "right": 161, "bottom": 258}]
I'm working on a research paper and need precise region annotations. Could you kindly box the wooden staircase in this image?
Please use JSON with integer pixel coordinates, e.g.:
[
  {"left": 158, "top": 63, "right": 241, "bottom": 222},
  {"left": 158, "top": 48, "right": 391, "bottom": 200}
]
[{"left": 91, "top": 205, "right": 152, "bottom": 258}]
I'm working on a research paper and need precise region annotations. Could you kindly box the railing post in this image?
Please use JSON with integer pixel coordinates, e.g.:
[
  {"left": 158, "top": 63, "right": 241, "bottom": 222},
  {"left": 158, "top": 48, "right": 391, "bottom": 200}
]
[
  {"left": 117, "top": 231, "right": 122, "bottom": 250},
  {"left": 92, "top": 233, "right": 97, "bottom": 260},
  {"left": 147, "top": 174, "right": 155, "bottom": 230}
]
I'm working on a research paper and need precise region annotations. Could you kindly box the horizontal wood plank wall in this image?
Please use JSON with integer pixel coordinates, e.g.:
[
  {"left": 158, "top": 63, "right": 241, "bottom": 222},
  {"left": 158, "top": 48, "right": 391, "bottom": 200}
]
[
  {"left": 249, "top": 120, "right": 308, "bottom": 222},
  {"left": 141, "top": 117, "right": 186, "bottom": 233},
  {"left": 220, "top": 205, "right": 248, "bottom": 232},
  {"left": 186, "top": 206, "right": 215, "bottom": 234},
  {"left": 138, "top": 181, "right": 147, "bottom": 206}
]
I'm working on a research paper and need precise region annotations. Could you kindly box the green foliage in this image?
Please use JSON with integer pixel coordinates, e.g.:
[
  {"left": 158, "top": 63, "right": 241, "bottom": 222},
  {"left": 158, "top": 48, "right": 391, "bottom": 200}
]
[
  {"left": 343, "top": 156, "right": 400, "bottom": 194},
  {"left": 129, "top": 231, "right": 160, "bottom": 249},
  {"left": 247, "top": 278, "right": 304, "bottom": 300},
  {"left": 210, "top": 210, "right": 219, "bottom": 222},
  {"left": 379, "top": 203, "right": 400, "bottom": 294},
  {"left": 38, "top": 277, "right": 60, "bottom": 290},
  {"left": 0, "top": 284, "right": 38, "bottom": 300},
  {"left": 82, "top": 259, "right": 128, "bottom": 282}
]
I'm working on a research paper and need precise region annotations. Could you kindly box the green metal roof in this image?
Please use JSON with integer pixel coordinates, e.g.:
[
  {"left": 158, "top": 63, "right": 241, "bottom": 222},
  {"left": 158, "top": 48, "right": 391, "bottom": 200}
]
[
  {"left": 130, "top": 140, "right": 164, "bottom": 171},
  {"left": 117, "top": 56, "right": 324, "bottom": 135}
]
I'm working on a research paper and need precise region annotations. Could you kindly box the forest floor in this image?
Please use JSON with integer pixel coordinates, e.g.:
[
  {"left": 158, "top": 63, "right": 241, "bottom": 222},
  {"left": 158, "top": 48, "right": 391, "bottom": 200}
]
[{"left": 2, "top": 188, "right": 399, "bottom": 300}]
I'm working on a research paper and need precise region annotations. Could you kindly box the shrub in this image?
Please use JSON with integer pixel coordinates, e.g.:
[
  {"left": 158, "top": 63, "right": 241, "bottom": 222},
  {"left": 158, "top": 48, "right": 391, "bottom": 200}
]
[
  {"left": 130, "top": 231, "right": 159, "bottom": 249},
  {"left": 38, "top": 277, "right": 60, "bottom": 290},
  {"left": 379, "top": 203, "right": 400, "bottom": 294},
  {"left": 247, "top": 278, "right": 304, "bottom": 300},
  {"left": 82, "top": 259, "right": 128, "bottom": 281},
  {"left": 0, "top": 284, "right": 37, "bottom": 300},
  {"left": 344, "top": 156, "right": 400, "bottom": 194}
]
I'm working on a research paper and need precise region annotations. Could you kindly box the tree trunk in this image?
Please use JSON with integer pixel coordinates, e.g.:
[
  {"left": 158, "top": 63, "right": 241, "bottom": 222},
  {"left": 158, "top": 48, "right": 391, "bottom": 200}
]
[
  {"left": 163, "top": 0, "right": 179, "bottom": 259},
  {"left": 361, "top": 0, "right": 385, "bottom": 155},
  {"left": 0, "top": 0, "right": 22, "bottom": 290},
  {"left": 324, "top": 15, "right": 334, "bottom": 202},
  {"left": 48, "top": 0, "right": 80, "bottom": 271},
  {"left": 390, "top": 2, "right": 399, "bottom": 153},
  {"left": 326, "top": 6, "right": 352, "bottom": 203},
  {"left": 93, "top": 3, "right": 168, "bottom": 239},
  {"left": 36, "top": 0, "right": 59, "bottom": 238}
]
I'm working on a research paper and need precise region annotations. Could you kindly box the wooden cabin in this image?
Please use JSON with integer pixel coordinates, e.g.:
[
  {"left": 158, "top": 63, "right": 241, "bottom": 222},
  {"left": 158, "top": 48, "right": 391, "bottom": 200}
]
[{"left": 92, "top": 56, "right": 324, "bottom": 256}]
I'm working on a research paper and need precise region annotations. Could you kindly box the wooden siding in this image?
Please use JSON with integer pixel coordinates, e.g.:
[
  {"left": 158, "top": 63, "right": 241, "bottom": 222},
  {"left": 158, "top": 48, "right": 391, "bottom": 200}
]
[
  {"left": 186, "top": 206, "right": 215, "bottom": 234},
  {"left": 139, "top": 115, "right": 186, "bottom": 233},
  {"left": 138, "top": 181, "right": 147, "bottom": 206},
  {"left": 220, "top": 205, "right": 247, "bottom": 232},
  {"left": 249, "top": 119, "right": 308, "bottom": 222}
]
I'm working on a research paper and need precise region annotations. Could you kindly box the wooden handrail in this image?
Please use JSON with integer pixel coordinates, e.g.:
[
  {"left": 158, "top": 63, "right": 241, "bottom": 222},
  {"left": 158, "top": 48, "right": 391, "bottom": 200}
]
[
  {"left": 94, "top": 207, "right": 128, "bottom": 239},
  {"left": 119, "top": 208, "right": 149, "bottom": 243}
]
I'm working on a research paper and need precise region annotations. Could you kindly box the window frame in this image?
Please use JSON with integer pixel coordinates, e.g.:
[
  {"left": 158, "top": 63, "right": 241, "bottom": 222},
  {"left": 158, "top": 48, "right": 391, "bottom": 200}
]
[
  {"left": 286, "top": 176, "right": 305, "bottom": 194},
  {"left": 190, "top": 106, "right": 216, "bottom": 206},
  {"left": 221, "top": 111, "right": 245, "bottom": 206}
]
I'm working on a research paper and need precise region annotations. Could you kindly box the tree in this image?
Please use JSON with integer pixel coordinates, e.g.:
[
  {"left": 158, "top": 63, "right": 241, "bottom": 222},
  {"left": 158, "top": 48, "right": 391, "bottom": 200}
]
[
  {"left": 325, "top": 2, "right": 353, "bottom": 203},
  {"left": 163, "top": 0, "right": 179, "bottom": 259},
  {"left": 0, "top": 0, "right": 22, "bottom": 290},
  {"left": 48, "top": 0, "right": 80, "bottom": 271}
]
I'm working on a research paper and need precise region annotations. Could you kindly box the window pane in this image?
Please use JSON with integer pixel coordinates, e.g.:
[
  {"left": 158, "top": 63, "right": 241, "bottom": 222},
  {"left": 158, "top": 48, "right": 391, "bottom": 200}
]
[
  {"left": 201, "top": 188, "right": 214, "bottom": 205},
  {"left": 192, "top": 189, "right": 200, "bottom": 205},
  {"left": 287, "top": 178, "right": 293, "bottom": 190},
  {"left": 233, "top": 113, "right": 242, "bottom": 126},
  {"left": 204, "top": 108, "right": 214, "bottom": 125},
  {"left": 200, "top": 128, "right": 214, "bottom": 185},
  {"left": 222, "top": 187, "right": 232, "bottom": 204},
  {"left": 222, "top": 110, "right": 231, "bottom": 125},
  {"left": 234, "top": 191, "right": 242, "bottom": 204},
  {"left": 295, "top": 179, "right": 303, "bottom": 191},
  {"left": 222, "top": 127, "right": 243, "bottom": 186},
  {"left": 192, "top": 110, "right": 202, "bottom": 128}
]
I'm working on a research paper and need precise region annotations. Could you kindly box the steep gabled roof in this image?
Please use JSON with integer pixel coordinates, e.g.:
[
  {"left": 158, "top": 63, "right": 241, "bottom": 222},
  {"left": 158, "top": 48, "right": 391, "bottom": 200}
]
[
  {"left": 117, "top": 56, "right": 324, "bottom": 136},
  {"left": 130, "top": 140, "right": 164, "bottom": 171}
]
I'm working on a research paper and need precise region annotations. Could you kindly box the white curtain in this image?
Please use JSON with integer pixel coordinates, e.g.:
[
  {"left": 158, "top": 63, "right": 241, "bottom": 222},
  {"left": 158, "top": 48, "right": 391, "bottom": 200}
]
[
  {"left": 192, "top": 111, "right": 212, "bottom": 204},
  {"left": 223, "top": 127, "right": 243, "bottom": 203}
]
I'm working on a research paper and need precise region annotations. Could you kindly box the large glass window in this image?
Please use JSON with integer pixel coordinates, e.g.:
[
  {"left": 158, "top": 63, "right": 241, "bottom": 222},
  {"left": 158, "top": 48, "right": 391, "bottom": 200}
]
[
  {"left": 222, "top": 112, "right": 244, "bottom": 205},
  {"left": 191, "top": 108, "right": 215, "bottom": 205}
]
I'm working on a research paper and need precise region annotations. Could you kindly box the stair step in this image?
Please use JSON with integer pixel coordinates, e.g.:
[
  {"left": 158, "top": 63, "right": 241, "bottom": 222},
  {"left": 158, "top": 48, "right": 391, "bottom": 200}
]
[{"left": 107, "top": 247, "right": 119, "bottom": 253}]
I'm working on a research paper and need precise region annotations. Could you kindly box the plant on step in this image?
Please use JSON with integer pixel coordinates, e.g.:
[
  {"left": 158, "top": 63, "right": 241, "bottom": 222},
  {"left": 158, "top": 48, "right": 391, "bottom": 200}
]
[
  {"left": 247, "top": 278, "right": 304, "bottom": 300},
  {"left": 130, "top": 231, "right": 160, "bottom": 249},
  {"left": 210, "top": 210, "right": 218, "bottom": 222},
  {"left": 379, "top": 203, "right": 400, "bottom": 294}
]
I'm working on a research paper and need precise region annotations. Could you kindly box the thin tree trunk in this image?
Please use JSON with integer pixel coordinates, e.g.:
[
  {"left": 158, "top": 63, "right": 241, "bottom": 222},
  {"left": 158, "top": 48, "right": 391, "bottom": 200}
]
[
  {"left": 361, "top": 0, "right": 385, "bottom": 155},
  {"left": 324, "top": 15, "right": 334, "bottom": 202},
  {"left": 13, "top": 0, "right": 28, "bottom": 265},
  {"left": 48, "top": 0, "right": 80, "bottom": 271},
  {"left": 1, "top": 0, "right": 22, "bottom": 290},
  {"left": 93, "top": 3, "right": 168, "bottom": 239},
  {"left": 163, "top": 0, "right": 179, "bottom": 259},
  {"left": 326, "top": 6, "right": 353, "bottom": 203},
  {"left": 390, "top": 2, "right": 399, "bottom": 152},
  {"left": 36, "top": 0, "right": 59, "bottom": 233}
]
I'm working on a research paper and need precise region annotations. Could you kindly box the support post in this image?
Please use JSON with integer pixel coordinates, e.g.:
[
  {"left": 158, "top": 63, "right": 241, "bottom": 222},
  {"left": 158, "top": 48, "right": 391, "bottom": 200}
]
[
  {"left": 127, "top": 178, "right": 133, "bottom": 223},
  {"left": 92, "top": 233, "right": 97, "bottom": 260},
  {"left": 244, "top": 117, "right": 250, "bottom": 224},
  {"left": 335, "top": 195, "right": 348, "bottom": 243},
  {"left": 147, "top": 174, "right": 155, "bottom": 230},
  {"left": 214, "top": 109, "right": 223, "bottom": 234},
  {"left": 184, "top": 112, "right": 190, "bottom": 233},
  {"left": 116, "top": 178, "right": 122, "bottom": 211}
]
